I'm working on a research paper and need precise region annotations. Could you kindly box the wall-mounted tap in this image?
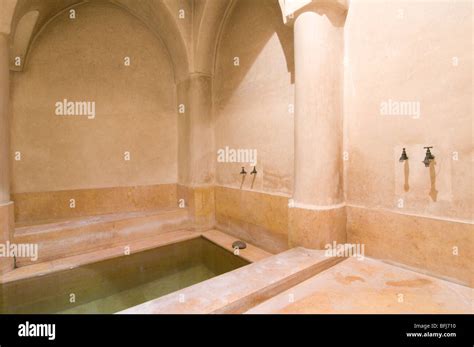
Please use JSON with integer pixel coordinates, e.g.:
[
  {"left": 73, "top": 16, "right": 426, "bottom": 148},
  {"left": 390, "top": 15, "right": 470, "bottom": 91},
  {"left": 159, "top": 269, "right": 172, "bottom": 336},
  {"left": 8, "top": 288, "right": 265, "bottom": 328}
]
[
  {"left": 399, "top": 148, "right": 408, "bottom": 162},
  {"left": 240, "top": 166, "right": 247, "bottom": 175},
  {"left": 422, "top": 147, "right": 435, "bottom": 167},
  {"left": 250, "top": 166, "right": 257, "bottom": 175}
]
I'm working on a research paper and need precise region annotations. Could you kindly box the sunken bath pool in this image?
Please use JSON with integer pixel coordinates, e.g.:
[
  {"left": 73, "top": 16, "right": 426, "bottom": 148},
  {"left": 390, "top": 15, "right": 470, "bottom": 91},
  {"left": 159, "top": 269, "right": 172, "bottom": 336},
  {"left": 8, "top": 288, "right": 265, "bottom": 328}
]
[{"left": 0, "top": 238, "right": 249, "bottom": 314}]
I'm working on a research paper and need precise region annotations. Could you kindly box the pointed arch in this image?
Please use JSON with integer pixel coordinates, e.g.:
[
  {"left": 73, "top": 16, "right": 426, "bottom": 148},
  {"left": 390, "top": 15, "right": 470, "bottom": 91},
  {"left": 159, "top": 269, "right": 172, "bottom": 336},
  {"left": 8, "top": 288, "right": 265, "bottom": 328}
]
[{"left": 8, "top": 0, "right": 190, "bottom": 82}]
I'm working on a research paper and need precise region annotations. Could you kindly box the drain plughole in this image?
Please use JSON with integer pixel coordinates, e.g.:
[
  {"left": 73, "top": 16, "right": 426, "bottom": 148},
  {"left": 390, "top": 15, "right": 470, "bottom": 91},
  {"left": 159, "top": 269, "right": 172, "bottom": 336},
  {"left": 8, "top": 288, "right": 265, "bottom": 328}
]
[{"left": 232, "top": 240, "right": 247, "bottom": 250}]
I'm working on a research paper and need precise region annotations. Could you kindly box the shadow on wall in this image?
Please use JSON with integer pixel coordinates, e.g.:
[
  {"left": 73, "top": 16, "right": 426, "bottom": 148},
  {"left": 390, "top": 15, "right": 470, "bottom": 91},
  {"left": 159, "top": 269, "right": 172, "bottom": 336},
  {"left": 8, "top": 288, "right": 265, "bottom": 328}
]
[
  {"left": 214, "top": 0, "right": 294, "bottom": 109},
  {"left": 401, "top": 157, "right": 438, "bottom": 201},
  {"left": 403, "top": 160, "right": 409, "bottom": 192},
  {"left": 315, "top": 6, "right": 347, "bottom": 28},
  {"left": 429, "top": 160, "right": 438, "bottom": 202}
]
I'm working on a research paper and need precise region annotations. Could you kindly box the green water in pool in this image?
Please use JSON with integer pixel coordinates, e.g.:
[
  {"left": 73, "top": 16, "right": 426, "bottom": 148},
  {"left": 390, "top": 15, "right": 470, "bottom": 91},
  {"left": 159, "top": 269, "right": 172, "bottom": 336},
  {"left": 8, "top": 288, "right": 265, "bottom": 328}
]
[{"left": 0, "top": 237, "right": 249, "bottom": 314}]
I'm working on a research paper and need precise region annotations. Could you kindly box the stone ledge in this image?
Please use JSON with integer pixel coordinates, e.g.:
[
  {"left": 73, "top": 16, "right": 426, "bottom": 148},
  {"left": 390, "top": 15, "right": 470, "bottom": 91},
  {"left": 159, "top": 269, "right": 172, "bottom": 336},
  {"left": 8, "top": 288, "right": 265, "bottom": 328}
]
[
  {"left": 13, "top": 208, "right": 191, "bottom": 266},
  {"left": 246, "top": 257, "right": 472, "bottom": 314},
  {"left": 120, "top": 247, "right": 347, "bottom": 314}
]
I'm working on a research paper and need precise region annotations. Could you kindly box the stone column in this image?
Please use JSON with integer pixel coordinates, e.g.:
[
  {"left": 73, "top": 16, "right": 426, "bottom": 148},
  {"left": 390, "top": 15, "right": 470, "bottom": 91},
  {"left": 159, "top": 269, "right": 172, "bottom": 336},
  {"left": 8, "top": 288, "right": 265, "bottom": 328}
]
[
  {"left": 0, "top": 32, "right": 14, "bottom": 274},
  {"left": 177, "top": 73, "right": 215, "bottom": 230},
  {"left": 285, "top": 1, "right": 348, "bottom": 248}
]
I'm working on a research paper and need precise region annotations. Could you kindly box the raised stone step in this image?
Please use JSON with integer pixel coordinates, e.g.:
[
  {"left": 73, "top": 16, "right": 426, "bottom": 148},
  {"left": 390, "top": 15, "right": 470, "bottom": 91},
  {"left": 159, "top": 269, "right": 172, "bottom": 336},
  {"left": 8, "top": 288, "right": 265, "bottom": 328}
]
[{"left": 13, "top": 208, "right": 190, "bottom": 267}]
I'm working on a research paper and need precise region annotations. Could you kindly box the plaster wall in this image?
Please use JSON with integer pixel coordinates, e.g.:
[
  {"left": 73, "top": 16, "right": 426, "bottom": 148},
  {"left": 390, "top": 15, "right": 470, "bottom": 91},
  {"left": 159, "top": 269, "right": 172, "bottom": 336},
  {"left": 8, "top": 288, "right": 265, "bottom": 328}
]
[
  {"left": 344, "top": 0, "right": 473, "bottom": 285},
  {"left": 10, "top": 3, "right": 178, "bottom": 195},
  {"left": 213, "top": 0, "right": 294, "bottom": 251},
  {"left": 214, "top": 0, "right": 294, "bottom": 196}
]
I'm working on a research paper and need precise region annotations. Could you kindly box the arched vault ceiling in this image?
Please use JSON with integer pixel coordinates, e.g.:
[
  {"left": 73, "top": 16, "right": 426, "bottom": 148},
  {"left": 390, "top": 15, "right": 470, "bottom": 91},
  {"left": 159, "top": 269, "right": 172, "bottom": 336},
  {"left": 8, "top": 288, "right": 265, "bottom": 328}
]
[
  {"left": 193, "top": 0, "right": 234, "bottom": 75},
  {"left": 6, "top": 0, "right": 281, "bottom": 80}
]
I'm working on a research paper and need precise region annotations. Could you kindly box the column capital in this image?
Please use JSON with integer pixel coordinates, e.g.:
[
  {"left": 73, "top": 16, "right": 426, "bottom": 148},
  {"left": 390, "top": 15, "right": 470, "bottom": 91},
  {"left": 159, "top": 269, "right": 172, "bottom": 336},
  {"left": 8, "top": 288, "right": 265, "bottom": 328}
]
[{"left": 278, "top": 0, "right": 348, "bottom": 26}]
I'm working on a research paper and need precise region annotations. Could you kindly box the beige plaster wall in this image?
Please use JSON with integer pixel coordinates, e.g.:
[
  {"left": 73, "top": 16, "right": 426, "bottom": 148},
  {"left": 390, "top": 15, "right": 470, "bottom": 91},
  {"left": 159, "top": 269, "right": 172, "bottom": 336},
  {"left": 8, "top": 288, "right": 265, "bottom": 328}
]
[
  {"left": 344, "top": 0, "right": 473, "bottom": 285},
  {"left": 215, "top": 186, "right": 289, "bottom": 253},
  {"left": 0, "top": 33, "right": 10, "bottom": 203},
  {"left": 212, "top": 0, "right": 294, "bottom": 252},
  {"left": 344, "top": 0, "right": 472, "bottom": 221},
  {"left": 12, "top": 184, "right": 178, "bottom": 224},
  {"left": 213, "top": 0, "right": 295, "bottom": 196},
  {"left": 0, "top": 202, "right": 14, "bottom": 274},
  {"left": 177, "top": 74, "right": 214, "bottom": 186},
  {"left": 10, "top": 2, "right": 178, "bottom": 194}
]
